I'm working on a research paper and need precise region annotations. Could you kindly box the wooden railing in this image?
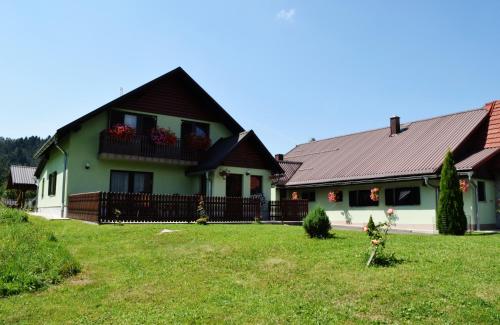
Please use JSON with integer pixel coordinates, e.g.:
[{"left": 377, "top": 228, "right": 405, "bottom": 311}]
[
  {"left": 268, "top": 200, "right": 309, "bottom": 223},
  {"left": 67, "top": 192, "right": 262, "bottom": 223},
  {"left": 99, "top": 131, "right": 203, "bottom": 162}
]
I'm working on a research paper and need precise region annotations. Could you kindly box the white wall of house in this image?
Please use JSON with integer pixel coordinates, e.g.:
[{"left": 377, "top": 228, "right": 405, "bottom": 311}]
[{"left": 273, "top": 177, "right": 498, "bottom": 232}]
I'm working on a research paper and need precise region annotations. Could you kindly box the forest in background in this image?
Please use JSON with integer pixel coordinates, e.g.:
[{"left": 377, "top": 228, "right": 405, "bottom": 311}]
[{"left": 0, "top": 136, "right": 48, "bottom": 194}]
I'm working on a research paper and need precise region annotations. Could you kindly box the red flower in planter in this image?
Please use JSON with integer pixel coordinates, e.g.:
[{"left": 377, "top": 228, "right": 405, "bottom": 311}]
[
  {"left": 370, "top": 187, "right": 380, "bottom": 202},
  {"left": 186, "top": 133, "right": 211, "bottom": 150},
  {"left": 108, "top": 124, "right": 136, "bottom": 141},
  {"left": 150, "top": 127, "right": 177, "bottom": 145},
  {"left": 459, "top": 179, "right": 469, "bottom": 193},
  {"left": 328, "top": 190, "right": 340, "bottom": 202}
]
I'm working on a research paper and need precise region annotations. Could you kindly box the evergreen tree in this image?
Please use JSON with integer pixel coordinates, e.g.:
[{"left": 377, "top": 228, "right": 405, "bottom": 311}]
[
  {"left": 437, "top": 150, "right": 467, "bottom": 235},
  {"left": 367, "top": 215, "right": 376, "bottom": 237}
]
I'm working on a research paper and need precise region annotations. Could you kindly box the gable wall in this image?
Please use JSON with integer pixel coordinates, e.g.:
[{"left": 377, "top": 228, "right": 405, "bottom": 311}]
[{"left": 222, "top": 139, "right": 272, "bottom": 170}]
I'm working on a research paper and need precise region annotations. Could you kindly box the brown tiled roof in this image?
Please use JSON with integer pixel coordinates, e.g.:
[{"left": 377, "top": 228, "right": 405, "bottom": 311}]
[
  {"left": 456, "top": 148, "right": 500, "bottom": 171},
  {"left": 485, "top": 100, "right": 500, "bottom": 148},
  {"left": 283, "top": 108, "right": 489, "bottom": 186}
]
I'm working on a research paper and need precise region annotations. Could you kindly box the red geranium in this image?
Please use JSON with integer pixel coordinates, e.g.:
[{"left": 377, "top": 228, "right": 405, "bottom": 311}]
[
  {"left": 108, "top": 124, "right": 135, "bottom": 141},
  {"left": 186, "top": 133, "right": 211, "bottom": 150},
  {"left": 370, "top": 187, "right": 380, "bottom": 202},
  {"left": 328, "top": 191, "right": 339, "bottom": 202},
  {"left": 150, "top": 127, "right": 177, "bottom": 145}
]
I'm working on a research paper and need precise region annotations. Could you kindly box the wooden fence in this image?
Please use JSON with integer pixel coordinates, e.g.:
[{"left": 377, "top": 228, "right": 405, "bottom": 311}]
[
  {"left": 67, "top": 192, "right": 262, "bottom": 223},
  {"left": 67, "top": 192, "right": 101, "bottom": 223},
  {"left": 268, "top": 199, "right": 309, "bottom": 223}
]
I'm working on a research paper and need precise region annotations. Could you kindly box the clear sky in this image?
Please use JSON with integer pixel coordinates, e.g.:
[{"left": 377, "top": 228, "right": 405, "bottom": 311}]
[{"left": 1, "top": 1, "right": 500, "bottom": 154}]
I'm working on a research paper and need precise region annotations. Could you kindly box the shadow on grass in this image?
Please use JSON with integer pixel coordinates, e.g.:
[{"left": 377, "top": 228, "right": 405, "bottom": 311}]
[
  {"left": 465, "top": 232, "right": 499, "bottom": 236},
  {"left": 366, "top": 252, "right": 405, "bottom": 268}
]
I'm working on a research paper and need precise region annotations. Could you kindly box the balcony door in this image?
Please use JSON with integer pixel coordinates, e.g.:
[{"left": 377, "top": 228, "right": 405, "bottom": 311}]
[
  {"left": 109, "top": 110, "right": 157, "bottom": 135},
  {"left": 225, "top": 173, "right": 242, "bottom": 197}
]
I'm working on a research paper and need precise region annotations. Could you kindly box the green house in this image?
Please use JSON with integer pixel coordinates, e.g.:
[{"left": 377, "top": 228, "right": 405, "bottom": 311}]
[{"left": 34, "top": 67, "right": 282, "bottom": 219}]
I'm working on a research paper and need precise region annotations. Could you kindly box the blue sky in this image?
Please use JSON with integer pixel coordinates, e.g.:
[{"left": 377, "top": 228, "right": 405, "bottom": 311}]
[{"left": 1, "top": 1, "right": 500, "bottom": 154}]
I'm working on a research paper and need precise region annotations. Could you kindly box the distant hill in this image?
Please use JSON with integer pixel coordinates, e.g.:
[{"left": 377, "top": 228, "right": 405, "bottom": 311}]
[{"left": 0, "top": 136, "right": 49, "bottom": 186}]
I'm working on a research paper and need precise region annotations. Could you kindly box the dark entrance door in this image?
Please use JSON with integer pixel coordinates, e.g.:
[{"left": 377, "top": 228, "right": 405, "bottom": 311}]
[
  {"left": 225, "top": 174, "right": 243, "bottom": 220},
  {"left": 225, "top": 174, "right": 242, "bottom": 197}
]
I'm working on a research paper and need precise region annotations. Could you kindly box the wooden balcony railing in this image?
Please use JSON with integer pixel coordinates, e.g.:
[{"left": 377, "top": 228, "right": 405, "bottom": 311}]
[
  {"left": 67, "top": 192, "right": 262, "bottom": 223},
  {"left": 99, "top": 131, "right": 204, "bottom": 162}
]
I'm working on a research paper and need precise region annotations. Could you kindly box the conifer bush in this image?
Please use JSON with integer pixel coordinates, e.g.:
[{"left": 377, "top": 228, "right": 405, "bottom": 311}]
[
  {"left": 303, "top": 206, "right": 332, "bottom": 238},
  {"left": 437, "top": 151, "right": 467, "bottom": 235}
]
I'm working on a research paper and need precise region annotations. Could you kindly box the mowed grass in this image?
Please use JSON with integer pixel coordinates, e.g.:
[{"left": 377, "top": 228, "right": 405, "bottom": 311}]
[{"left": 0, "top": 217, "right": 499, "bottom": 324}]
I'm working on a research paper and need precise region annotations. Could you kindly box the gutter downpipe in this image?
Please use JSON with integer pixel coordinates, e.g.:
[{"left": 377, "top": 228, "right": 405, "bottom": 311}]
[
  {"left": 54, "top": 140, "right": 68, "bottom": 219},
  {"left": 467, "top": 171, "right": 479, "bottom": 232},
  {"left": 424, "top": 176, "right": 439, "bottom": 234},
  {"left": 205, "top": 171, "right": 212, "bottom": 197}
]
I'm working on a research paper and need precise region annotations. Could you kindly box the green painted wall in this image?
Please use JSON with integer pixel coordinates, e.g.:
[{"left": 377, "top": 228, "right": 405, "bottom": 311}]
[
  {"left": 37, "top": 108, "right": 235, "bottom": 211},
  {"left": 211, "top": 166, "right": 272, "bottom": 200},
  {"left": 37, "top": 144, "right": 68, "bottom": 209}
]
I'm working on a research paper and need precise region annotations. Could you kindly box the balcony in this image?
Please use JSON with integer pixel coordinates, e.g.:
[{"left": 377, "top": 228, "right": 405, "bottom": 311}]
[{"left": 98, "top": 131, "right": 203, "bottom": 165}]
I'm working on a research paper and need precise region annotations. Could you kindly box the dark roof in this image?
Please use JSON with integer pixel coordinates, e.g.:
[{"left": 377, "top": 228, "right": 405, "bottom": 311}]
[
  {"left": 282, "top": 108, "right": 489, "bottom": 186},
  {"left": 34, "top": 67, "right": 244, "bottom": 158},
  {"left": 7, "top": 165, "right": 37, "bottom": 189},
  {"left": 272, "top": 160, "right": 302, "bottom": 186},
  {"left": 456, "top": 148, "right": 500, "bottom": 171},
  {"left": 188, "top": 130, "right": 283, "bottom": 174}
]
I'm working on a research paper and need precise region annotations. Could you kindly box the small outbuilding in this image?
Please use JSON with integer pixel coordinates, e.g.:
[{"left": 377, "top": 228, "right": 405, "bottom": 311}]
[{"left": 6, "top": 165, "right": 37, "bottom": 208}]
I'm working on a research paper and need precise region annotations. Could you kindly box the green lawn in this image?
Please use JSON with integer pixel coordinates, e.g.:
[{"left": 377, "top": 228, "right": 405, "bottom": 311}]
[{"left": 0, "top": 217, "right": 499, "bottom": 324}]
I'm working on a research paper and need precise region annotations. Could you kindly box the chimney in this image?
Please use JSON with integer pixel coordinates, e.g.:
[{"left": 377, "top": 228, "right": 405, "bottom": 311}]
[
  {"left": 390, "top": 116, "right": 400, "bottom": 136},
  {"left": 275, "top": 154, "right": 284, "bottom": 161}
]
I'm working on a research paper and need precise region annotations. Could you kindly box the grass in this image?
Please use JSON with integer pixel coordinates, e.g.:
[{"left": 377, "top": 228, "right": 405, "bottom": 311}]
[
  {"left": 0, "top": 217, "right": 499, "bottom": 324},
  {"left": 0, "top": 207, "right": 80, "bottom": 297}
]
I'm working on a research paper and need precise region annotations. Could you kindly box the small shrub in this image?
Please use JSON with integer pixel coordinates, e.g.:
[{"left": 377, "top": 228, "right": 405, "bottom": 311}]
[
  {"left": 303, "top": 206, "right": 332, "bottom": 238},
  {"left": 195, "top": 195, "right": 209, "bottom": 225},
  {"left": 363, "top": 209, "right": 398, "bottom": 267}
]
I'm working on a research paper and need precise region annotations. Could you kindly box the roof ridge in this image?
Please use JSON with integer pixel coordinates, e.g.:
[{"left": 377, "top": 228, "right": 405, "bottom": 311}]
[{"left": 290, "top": 107, "right": 486, "bottom": 148}]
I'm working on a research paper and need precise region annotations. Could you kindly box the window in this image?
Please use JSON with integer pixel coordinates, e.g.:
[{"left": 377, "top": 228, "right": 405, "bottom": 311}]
[
  {"left": 301, "top": 190, "right": 316, "bottom": 202},
  {"left": 41, "top": 178, "right": 45, "bottom": 198},
  {"left": 385, "top": 187, "right": 420, "bottom": 206},
  {"left": 349, "top": 190, "right": 378, "bottom": 207},
  {"left": 123, "top": 114, "right": 138, "bottom": 129},
  {"left": 250, "top": 175, "right": 263, "bottom": 196},
  {"left": 48, "top": 172, "right": 57, "bottom": 196},
  {"left": 109, "top": 110, "right": 156, "bottom": 135},
  {"left": 110, "top": 170, "right": 153, "bottom": 193},
  {"left": 478, "top": 181, "right": 486, "bottom": 202},
  {"left": 181, "top": 121, "right": 210, "bottom": 139}
]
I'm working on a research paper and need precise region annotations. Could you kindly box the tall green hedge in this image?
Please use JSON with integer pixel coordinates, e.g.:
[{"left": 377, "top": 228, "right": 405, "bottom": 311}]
[{"left": 437, "top": 151, "right": 467, "bottom": 235}]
